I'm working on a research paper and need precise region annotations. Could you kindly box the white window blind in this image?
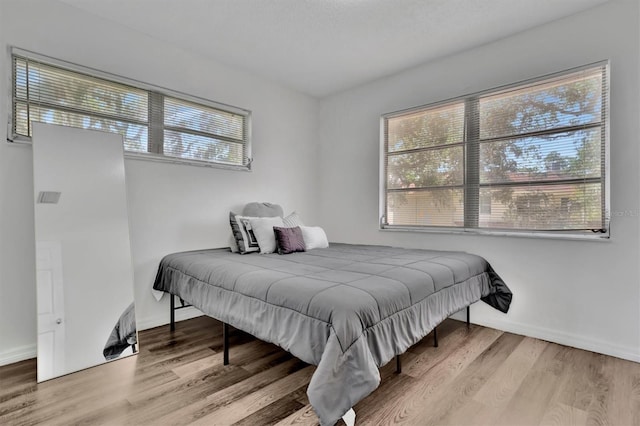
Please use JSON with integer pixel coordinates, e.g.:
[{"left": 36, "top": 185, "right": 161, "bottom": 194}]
[
  {"left": 10, "top": 49, "right": 251, "bottom": 169},
  {"left": 163, "top": 97, "right": 246, "bottom": 165},
  {"left": 385, "top": 102, "right": 466, "bottom": 227},
  {"left": 382, "top": 62, "right": 609, "bottom": 238}
]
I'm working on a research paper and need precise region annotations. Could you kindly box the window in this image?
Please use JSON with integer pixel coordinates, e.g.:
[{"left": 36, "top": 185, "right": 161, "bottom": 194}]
[
  {"left": 381, "top": 63, "right": 609, "bottom": 238},
  {"left": 10, "top": 48, "right": 251, "bottom": 169}
]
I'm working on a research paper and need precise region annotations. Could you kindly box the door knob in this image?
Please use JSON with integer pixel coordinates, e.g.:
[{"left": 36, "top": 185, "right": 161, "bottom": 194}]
[{"left": 56, "top": 318, "right": 62, "bottom": 325}]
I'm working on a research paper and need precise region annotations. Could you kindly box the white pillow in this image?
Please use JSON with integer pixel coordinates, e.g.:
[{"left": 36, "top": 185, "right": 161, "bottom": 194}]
[
  {"left": 283, "top": 211, "right": 304, "bottom": 228},
  {"left": 300, "top": 226, "right": 329, "bottom": 250},
  {"left": 249, "top": 216, "right": 284, "bottom": 254}
]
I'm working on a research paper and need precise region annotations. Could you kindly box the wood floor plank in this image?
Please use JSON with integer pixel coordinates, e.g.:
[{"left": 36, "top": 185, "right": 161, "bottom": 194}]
[
  {"left": 357, "top": 326, "right": 503, "bottom": 425},
  {"left": 494, "top": 369, "right": 565, "bottom": 426},
  {"left": 352, "top": 371, "right": 418, "bottom": 421},
  {"left": 48, "top": 398, "right": 135, "bottom": 426},
  {"left": 171, "top": 351, "right": 224, "bottom": 378},
  {"left": 539, "top": 402, "right": 588, "bottom": 426},
  {"left": 563, "top": 350, "right": 603, "bottom": 411},
  {"left": 590, "top": 354, "right": 640, "bottom": 426},
  {"left": 123, "top": 367, "right": 253, "bottom": 425},
  {"left": 243, "top": 349, "right": 295, "bottom": 375},
  {"left": 155, "top": 357, "right": 309, "bottom": 425},
  {"left": 624, "top": 358, "right": 640, "bottom": 426},
  {"left": 0, "top": 356, "right": 141, "bottom": 425},
  {"left": 631, "top": 364, "right": 640, "bottom": 426},
  {"left": 232, "top": 387, "right": 307, "bottom": 426},
  {"left": 132, "top": 364, "right": 249, "bottom": 403},
  {"left": 273, "top": 404, "right": 320, "bottom": 426},
  {"left": 0, "top": 358, "right": 37, "bottom": 389},
  {"left": 403, "top": 322, "right": 477, "bottom": 378},
  {"left": 135, "top": 346, "right": 218, "bottom": 372},
  {"left": 473, "top": 337, "right": 548, "bottom": 408},
  {"left": 1, "top": 316, "right": 639, "bottom": 426},
  {"left": 191, "top": 366, "right": 315, "bottom": 425},
  {"left": 432, "top": 337, "right": 547, "bottom": 425},
  {"left": 438, "top": 398, "right": 491, "bottom": 426},
  {"left": 169, "top": 337, "right": 281, "bottom": 380},
  {"left": 408, "top": 332, "right": 526, "bottom": 426},
  {"left": 224, "top": 340, "right": 286, "bottom": 368}
]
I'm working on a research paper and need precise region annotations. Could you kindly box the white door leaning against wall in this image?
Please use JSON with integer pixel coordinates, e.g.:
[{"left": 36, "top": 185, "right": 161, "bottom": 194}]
[{"left": 36, "top": 241, "right": 66, "bottom": 382}]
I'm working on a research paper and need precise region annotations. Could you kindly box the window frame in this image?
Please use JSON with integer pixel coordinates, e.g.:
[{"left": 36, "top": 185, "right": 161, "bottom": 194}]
[
  {"left": 7, "top": 47, "right": 252, "bottom": 171},
  {"left": 379, "top": 61, "right": 610, "bottom": 240}
]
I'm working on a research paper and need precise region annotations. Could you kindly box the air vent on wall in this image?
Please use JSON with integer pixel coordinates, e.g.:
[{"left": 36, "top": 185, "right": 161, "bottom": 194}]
[{"left": 37, "top": 191, "right": 61, "bottom": 204}]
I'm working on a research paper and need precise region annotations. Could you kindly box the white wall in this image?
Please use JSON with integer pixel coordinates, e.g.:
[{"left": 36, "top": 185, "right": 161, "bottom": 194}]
[
  {"left": 317, "top": 0, "right": 640, "bottom": 361},
  {"left": 0, "top": 0, "right": 320, "bottom": 365}
]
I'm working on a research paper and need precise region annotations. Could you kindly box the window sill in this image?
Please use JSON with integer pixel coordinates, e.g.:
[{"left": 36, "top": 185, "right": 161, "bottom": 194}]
[
  {"left": 8, "top": 137, "right": 251, "bottom": 171},
  {"left": 124, "top": 152, "right": 251, "bottom": 171},
  {"left": 379, "top": 226, "right": 610, "bottom": 242}
]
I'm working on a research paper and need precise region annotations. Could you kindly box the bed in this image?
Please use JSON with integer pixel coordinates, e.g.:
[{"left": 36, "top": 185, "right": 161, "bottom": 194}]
[{"left": 153, "top": 239, "right": 511, "bottom": 425}]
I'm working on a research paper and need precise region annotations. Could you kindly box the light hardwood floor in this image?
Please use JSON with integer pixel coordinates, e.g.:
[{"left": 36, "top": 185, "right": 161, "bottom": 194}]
[{"left": 1, "top": 316, "right": 639, "bottom": 425}]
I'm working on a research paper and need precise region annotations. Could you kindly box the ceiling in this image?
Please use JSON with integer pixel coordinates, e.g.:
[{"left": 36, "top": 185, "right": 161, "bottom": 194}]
[{"left": 58, "top": 0, "right": 608, "bottom": 98}]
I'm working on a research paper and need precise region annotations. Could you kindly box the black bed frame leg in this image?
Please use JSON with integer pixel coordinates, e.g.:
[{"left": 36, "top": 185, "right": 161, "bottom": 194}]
[
  {"left": 433, "top": 326, "right": 438, "bottom": 347},
  {"left": 466, "top": 306, "right": 470, "bottom": 329},
  {"left": 223, "top": 322, "right": 229, "bottom": 365},
  {"left": 170, "top": 295, "right": 176, "bottom": 332},
  {"left": 395, "top": 355, "right": 401, "bottom": 374}
]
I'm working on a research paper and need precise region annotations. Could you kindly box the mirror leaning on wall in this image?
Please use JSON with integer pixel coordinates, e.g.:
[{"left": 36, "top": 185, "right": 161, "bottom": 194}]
[{"left": 32, "top": 123, "right": 138, "bottom": 382}]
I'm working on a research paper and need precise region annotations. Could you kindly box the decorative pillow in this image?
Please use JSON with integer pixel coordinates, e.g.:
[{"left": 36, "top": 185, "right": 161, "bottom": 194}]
[
  {"left": 229, "top": 212, "right": 260, "bottom": 254},
  {"left": 300, "top": 226, "right": 329, "bottom": 250},
  {"left": 283, "top": 211, "right": 304, "bottom": 228},
  {"left": 274, "top": 226, "right": 306, "bottom": 254},
  {"left": 242, "top": 202, "right": 284, "bottom": 218},
  {"left": 228, "top": 233, "right": 239, "bottom": 253},
  {"left": 249, "top": 216, "right": 284, "bottom": 254}
]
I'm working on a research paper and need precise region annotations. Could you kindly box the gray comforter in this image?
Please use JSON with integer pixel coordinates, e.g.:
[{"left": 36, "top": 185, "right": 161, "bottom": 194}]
[{"left": 153, "top": 243, "right": 511, "bottom": 425}]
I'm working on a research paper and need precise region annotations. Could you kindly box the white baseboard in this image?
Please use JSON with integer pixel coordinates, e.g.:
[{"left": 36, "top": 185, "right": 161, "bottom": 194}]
[
  {"left": 3, "top": 313, "right": 637, "bottom": 368},
  {"left": 0, "top": 344, "right": 36, "bottom": 367},
  {"left": 473, "top": 316, "right": 640, "bottom": 363},
  {"left": 0, "top": 307, "right": 202, "bottom": 367},
  {"left": 142, "top": 309, "right": 640, "bottom": 362},
  {"left": 136, "top": 305, "right": 204, "bottom": 331},
  {"left": 138, "top": 307, "right": 640, "bottom": 363}
]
